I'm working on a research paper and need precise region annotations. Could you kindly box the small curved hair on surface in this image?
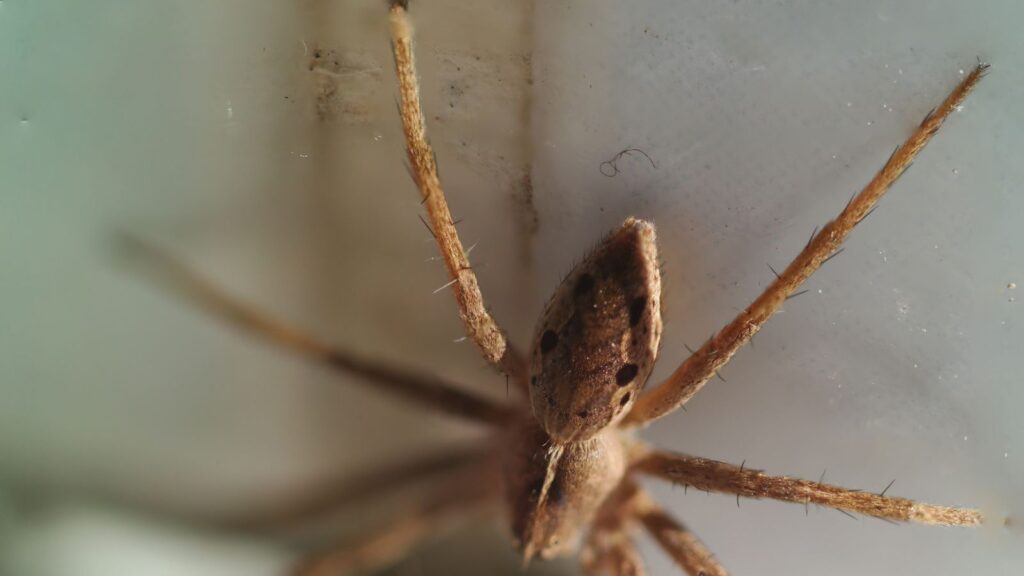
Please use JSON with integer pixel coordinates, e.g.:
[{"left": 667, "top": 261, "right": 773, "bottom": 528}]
[{"left": 122, "top": 1, "right": 989, "bottom": 574}]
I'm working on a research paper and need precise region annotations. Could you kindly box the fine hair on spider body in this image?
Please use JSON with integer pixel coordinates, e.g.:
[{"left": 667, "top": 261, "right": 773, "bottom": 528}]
[{"left": 124, "top": 3, "right": 990, "bottom": 575}]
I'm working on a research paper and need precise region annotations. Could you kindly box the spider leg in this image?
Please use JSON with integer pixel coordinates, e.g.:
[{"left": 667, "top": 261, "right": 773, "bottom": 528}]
[
  {"left": 388, "top": 2, "right": 528, "bottom": 391},
  {"left": 292, "top": 460, "right": 498, "bottom": 576},
  {"left": 581, "top": 481, "right": 647, "bottom": 576},
  {"left": 116, "top": 233, "right": 516, "bottom": 425},
  {"left": 225, "top": 442, "right": 487, "bottom": 531},
  {"left": 581, "top": 532, "right": 646, "bottom": 576},
  {"left": 623, "top": 63, "right": 989, "bottom": 426},
  {"left": 633, "top": 449, "right": 982, "bottom": 526},
  {"left": 630, "top": 483, "right": 728, "bottom": 576}
]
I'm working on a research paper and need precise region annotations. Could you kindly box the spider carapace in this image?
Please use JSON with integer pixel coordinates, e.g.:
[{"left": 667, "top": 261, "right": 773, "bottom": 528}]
[
  {"left": 128, "top": 2, "right": 990, "bottom": 574},
  {"left": 510, "top": 218, "right": 660, "bottom": 559}
]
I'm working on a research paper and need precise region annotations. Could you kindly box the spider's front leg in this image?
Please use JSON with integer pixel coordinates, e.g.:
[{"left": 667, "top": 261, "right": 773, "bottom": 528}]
[
  {"left": 624, "top": 63, "right": 989, "bottom": 426},
  {"left": 389, "top": 2, "right": 528, "bottom": 391},
  {"left": 117, "top": 233, "right": 514, "bottom": 426}
]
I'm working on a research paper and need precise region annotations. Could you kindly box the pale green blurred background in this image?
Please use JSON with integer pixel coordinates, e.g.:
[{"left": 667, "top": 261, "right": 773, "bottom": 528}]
[{"left": 1, "top": 1, "right": 1023, "bottom": 575}]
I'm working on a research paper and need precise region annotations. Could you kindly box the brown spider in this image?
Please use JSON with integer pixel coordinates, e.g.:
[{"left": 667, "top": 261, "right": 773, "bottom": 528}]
[{"left": 125, "top": 2, "right": 987, "bottom": 574}]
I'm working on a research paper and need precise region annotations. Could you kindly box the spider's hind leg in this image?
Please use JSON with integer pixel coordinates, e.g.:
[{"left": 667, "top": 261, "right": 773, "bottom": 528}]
[
  {"left": 582, "top": 481, "right": 648, "bottom": 576},
  {"left": 293, "top": 458, "right": 500, "bottom": 576},
  {"left": 225, "top": 443, "right": 488, "bottom": 532},
  {"left": 636, "top": 496, "right": 728, "bottom": 576},
  {"left": 581, "top": 479, "right": 728, "bottom": 576}
]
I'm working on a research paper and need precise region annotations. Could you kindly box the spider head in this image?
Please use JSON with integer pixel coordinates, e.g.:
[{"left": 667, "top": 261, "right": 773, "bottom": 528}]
[{"left": 529, "top": 218, "right": 663, "bottom": 443}]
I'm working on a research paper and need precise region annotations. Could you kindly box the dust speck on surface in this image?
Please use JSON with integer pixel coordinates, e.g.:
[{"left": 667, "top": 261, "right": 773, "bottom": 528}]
[
  {"left": 306, "top": 44, "right": 382, "bottom": 124},
  {"left": 429, "top": 47, "right": 539, "bottom": 258}
]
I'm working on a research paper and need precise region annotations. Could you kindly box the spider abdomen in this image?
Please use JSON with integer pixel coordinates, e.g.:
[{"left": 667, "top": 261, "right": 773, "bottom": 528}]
[
  {"left": 504, "top": 419, "right": 628, "bottom": 560},
  {"left": 529, "top": 218, "right": 663, "bottom": 443}
]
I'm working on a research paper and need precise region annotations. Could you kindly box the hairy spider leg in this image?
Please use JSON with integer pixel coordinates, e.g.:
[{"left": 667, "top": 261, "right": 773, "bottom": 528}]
[
  {"left": 633, "top": 449, "right": 982, "bottom": 526},
  {"left": 116, "top": 233, "right": 515, "bottom": 426},
  {"left": 389, "top": 1, "right": 528, "bottom": 391},
  {"left": 293, "top": 458, "right": 500, "bottom": 576},
  {"left": 625, "top": 63, "right": 989, "bottom": 426}
]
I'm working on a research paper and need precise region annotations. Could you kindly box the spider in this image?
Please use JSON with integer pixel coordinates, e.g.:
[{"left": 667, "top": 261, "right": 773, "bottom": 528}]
[{"left": 125, "top": 2, "right": 988, "bottom": 574}]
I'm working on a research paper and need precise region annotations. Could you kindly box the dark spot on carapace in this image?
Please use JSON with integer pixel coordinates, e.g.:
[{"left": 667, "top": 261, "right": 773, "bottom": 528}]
[
  {"left": 531, "top": 375, "right": 538, "bottom": 387},
  {"left": 616, "top": 364, "right": 639, "bottom": 386},
  {"left": 619, "top": 392, "right": 632, "bottom": 407},
  {"left": 540, "top": 330, "right": 558, "bottom": 353},
  {"left": 575, "top": 273, "right": 594, "bottom": 296},
  {"left": 629, "top": 297, "right": 646, "bottom": 326},
  {"left": 576, "top": 409, "right": 589, "bottom": 419}
]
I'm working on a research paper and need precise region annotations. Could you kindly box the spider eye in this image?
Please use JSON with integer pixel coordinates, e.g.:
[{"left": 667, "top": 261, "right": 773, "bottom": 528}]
[
  {"left": 616, "top": 364, "right": 639, "bottom": 386},
  {"left": 528, "top": 219, "right": 662, "bottom": 443},
  {"left": 629, "top": 297, "right": 646, "bottom": 326},
  {"left": 619, "top": 392, "right": 632, "bottom": 407},
  {"left": 540, "top": 330, "right": 559, "bottom": 353},
  {"left": 574, "top": 273, "right": 594, "bottom": 296}
]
